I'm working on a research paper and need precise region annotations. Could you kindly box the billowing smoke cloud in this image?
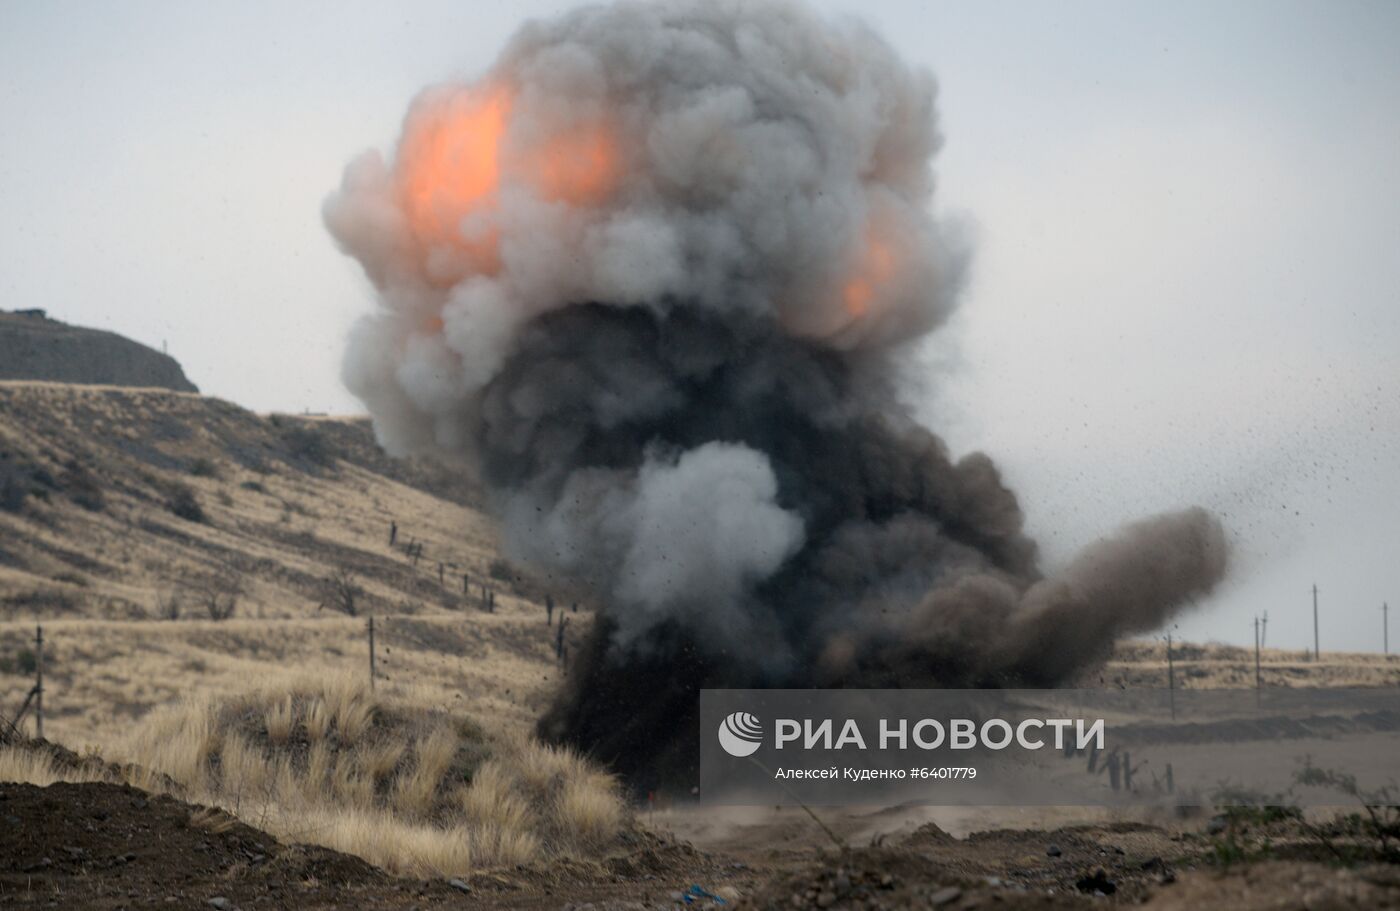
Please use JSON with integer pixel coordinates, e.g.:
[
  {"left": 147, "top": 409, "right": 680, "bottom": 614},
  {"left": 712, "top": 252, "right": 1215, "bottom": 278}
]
[{"left": 325, "top": 0, "right": 1228, "bottom": 786}]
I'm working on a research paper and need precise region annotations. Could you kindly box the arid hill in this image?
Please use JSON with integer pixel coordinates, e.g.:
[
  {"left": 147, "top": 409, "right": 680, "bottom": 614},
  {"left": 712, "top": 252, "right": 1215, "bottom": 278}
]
[
  {"left": 0, "top": 382, "right": 581, "bottom": 751},
  {"left": 0, "top": 309, "right": 197, "bottom": 392}
]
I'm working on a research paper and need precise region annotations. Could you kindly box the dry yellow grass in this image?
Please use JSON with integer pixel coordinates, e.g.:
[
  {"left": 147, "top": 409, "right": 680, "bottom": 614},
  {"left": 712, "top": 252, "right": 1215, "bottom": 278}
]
[
  {"left": 395, "top": 726, "right": 459, "bottom": 814},
  {"left": 265, "top": 695, "right": 295, "bottom": 745},
  {"left": 90, "top": 672, "right": 625, "bottom": 875},
  {"left": 0, "top": 744, "right": 108, "bottom": 787},
  {"left": 1102, "top": 639, "right": 1400, "bottom": 689},
  {"left": 0, "top": 612, "right": 565, "bottom": 750},
  {"left": 361, "top": 739, "right": 404, "bottom": 782}
]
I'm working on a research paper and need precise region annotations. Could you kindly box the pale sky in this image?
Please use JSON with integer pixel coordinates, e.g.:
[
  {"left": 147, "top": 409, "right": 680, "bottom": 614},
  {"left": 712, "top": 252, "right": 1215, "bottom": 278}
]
[{"left": 2, "top": 0, "right": 1397, "bottom": 652}]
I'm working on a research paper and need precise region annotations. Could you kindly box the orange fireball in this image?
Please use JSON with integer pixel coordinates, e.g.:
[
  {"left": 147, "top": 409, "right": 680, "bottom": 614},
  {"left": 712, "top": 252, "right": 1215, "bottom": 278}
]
[
  {"left": 397, "top": 85, "right": 511, "bottom": 266},
  {"left": 843, "top": 225, "right": 897, "bottom": 319},
  {"left": 525, "top": 120, "right": 619, "bottom": 206}
]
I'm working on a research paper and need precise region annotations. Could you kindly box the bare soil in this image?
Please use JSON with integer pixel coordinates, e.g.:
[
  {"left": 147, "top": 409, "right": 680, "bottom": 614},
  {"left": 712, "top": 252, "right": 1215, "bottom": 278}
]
[{"left": 4, "top": 778, "right": 1399, "bottom": 910}]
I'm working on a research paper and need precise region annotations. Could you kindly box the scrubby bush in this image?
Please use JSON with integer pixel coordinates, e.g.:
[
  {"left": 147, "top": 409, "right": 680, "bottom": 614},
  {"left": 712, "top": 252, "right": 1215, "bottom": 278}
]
[
  {"left": 0, "top": 483, "right": 25, "bottom": 512},
  {"left": 59, "top": 459, "right": 105, "bottom": 512},
  {"left": 1295, "top": 759, "right": 1400, "bottom": 863},
  {"left": 0, "top": 589, "right": 80, "bottom": 616},
  {"left": 272, "top": 418, "right": 335, "bottom": 469},
  {"left": 51, "top": 571, "right": 89, "bottom": 588},
  {"left": 165, "top": 482, "right": 205, "bottom": 522},
  {"left": 188, "top": 457, "right": 220, "bottom": 478},
  {"left": 318, "top": 568, "right": 362, "bottom": 617},
  {"left": 200, "top": 589, "right": 237, "bottom": 622},
  {"left": 0, "top": 465, "right": 27, "bottom": 513},
  {"left": 155, "top": 591, "right": 181, "bottom": 621}
]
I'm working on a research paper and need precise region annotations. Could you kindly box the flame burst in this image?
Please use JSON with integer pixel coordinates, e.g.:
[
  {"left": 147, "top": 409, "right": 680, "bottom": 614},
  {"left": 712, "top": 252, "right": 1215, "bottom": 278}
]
[
  {"left": 398, "top": 85, "right": 511, "bottom": 265},
  {"left": 527, "top": 121, "right": 619, "bottom": 206},
  {"left": 843, "top": 226, "right": 897, "bottom": 319}
]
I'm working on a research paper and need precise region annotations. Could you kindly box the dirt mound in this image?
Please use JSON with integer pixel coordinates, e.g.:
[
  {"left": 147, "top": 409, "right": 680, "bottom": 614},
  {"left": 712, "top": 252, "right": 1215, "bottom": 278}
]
[
  {"left": 0, "top": 780, "right": 470, "bottom": 909},
  {"left": 0, "top": 779, "right": 742, "bottom": 909}
]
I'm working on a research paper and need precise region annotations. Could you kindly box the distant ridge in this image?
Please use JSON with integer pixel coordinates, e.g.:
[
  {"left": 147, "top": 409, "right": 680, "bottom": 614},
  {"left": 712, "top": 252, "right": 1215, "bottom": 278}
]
[{"left": 0, "top": 309, "right": 197, "bottom": 393}]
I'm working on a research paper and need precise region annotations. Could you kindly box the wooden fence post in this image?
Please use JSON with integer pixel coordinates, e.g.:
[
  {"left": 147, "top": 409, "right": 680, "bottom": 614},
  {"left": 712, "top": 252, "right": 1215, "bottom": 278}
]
[
  {"left": 368, "top": 616, "right": 376, "bottom": 690},
  {"left": 1165, "top": 632, "right": 1175, "bottom": 722},
  {"left": 34, "top": 625, "right": 44, "bottom": 740}
]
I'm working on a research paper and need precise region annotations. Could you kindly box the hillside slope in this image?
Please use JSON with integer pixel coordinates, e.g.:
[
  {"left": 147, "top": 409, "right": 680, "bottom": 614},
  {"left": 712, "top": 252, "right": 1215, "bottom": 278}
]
[{"left": 0, "top": 382, "right": 579, "bottom": 747}]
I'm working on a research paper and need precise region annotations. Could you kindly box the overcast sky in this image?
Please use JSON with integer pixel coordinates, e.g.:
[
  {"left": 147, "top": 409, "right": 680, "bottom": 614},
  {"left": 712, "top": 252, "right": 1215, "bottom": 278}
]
[{"left": 2, "top": 0, "right": 1397, "bottom": 652}]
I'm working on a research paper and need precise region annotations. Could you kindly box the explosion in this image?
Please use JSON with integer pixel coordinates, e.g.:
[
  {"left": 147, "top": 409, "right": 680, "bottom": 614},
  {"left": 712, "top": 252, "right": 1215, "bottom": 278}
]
[{"left": 325, "top": 0, "right": 1228, "bottom": 788}]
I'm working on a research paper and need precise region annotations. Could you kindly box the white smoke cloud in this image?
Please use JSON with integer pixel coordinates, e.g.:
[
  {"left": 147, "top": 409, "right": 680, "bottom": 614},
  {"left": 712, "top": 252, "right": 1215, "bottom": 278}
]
[{"left": 512, "top": 442, "right": 805, "bottom": 649}]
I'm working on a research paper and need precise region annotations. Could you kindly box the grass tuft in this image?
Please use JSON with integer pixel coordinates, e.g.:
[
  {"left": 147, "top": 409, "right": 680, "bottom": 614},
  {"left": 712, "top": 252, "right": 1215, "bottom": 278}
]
[{"left": 95, "top": 674, "right": 627, "bottom": 874}]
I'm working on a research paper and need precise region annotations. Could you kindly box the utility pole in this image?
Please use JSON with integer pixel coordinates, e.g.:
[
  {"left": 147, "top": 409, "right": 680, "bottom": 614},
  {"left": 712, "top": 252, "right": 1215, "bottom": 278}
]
[
  {"left": 1261, "top": 611, "right": 1268, "bottom": 648},
  {"left": 1253, "top": 616, "right": 1262, "bottom": 705},
  {"left": 367, "top": 616, "right": 376, "bottom": 691},
  {"left": 34, "top": 625, "right": 44, "bottom": 740},
  {"left": 1384, "top": 602, "right": 1390, "bottom": 657},
  {"left": 1312, "top": 584, "right": 1320, "bottom": 662},
  {"left": 1166, "top": 632, "right": 1176, "bottom": 721}
]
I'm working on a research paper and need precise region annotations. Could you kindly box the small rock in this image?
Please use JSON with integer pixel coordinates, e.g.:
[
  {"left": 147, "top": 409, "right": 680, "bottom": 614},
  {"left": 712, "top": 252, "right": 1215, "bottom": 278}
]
[
  {"left": 835, "top": 872, "right": 852, "bottom": 894},
  {"left": 207, "top": 899, "right": 232, "bottom": 911},
  {"left": 673, "top": 891, "right": 687, "bottom": 903},
  {"left": 930, "top": 886, "right": 962, "bottom": 907},
  {"left": 1045, "top": 845, "right": 1062, "bottom": 857},
  {"left": 879, "top": 873, "right": 895, "bottom": 889},
  {"left": 447, "top": 878, "right": 471, "bottom": 894},
  {"left": 982, "top": 876, "right": 1002, "bottom": 888},
  {"left": 1206, "top": 816, "right": 1228, "bottom": 835},
  {"left": 1140, "top": 857, "right": 1164, "bottom": 872},
  {"left": 790, "top": 893, "right": 805, "bottom": 908}
]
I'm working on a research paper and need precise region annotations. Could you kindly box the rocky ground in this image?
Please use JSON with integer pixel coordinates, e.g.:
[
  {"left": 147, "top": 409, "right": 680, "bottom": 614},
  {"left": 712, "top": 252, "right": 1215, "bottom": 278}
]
[{"left": 4, "top": 776, "right": 1399, "bottom": 910}]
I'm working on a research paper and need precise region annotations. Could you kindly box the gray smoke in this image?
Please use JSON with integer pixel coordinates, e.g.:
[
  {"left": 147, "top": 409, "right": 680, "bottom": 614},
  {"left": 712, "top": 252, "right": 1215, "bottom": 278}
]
[{"left": 325, "top": 0, "right": 1228, "bottom": 783}]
